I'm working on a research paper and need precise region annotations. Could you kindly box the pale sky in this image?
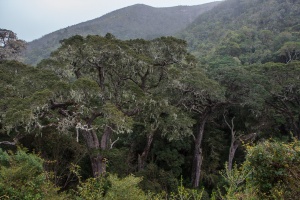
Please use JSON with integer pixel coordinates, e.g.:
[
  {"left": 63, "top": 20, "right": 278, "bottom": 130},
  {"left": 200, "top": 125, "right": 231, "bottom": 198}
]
[{"left": 1, "top": 0, "right": 217, "bottom": 42}]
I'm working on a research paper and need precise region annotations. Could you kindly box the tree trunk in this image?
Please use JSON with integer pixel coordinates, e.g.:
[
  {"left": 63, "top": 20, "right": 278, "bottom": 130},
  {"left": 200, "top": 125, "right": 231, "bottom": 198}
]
[
  {"left": 81, "top": 125, "right": 112, "bottom": 177},
  {"left": 101, "top": 126, "right": 112, "bottom": 150},
  {"left": 97, "top": 65, "right": 105, "bottom": 91},
  {"left": 191, "top": 112, "right": 209, "bottom": 188},
  {"left": 99, "top": 126, "right": 113, "bottom": 173},
  {"left": 228, "top": 140, "right": 239, "bottom": 171},
  {"left": 191, "top": 139, "right": 203, "bottom": 188},
  {"left": 81, "top": 129, "right": 102, "bottom": 177},
  {"left": 224, "top": 115, "right": 257, "bottom": 171},
  {"left": 138, "top": 131, "right": 154, "bottom": 171},
  {"left": 224, "top": 116, "right": 238, "bottom": 171}
]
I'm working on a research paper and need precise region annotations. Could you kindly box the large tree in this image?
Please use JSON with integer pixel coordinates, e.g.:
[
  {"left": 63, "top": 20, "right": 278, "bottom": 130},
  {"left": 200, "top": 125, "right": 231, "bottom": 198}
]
[
  {"left": 170, "top": 66, "right": 225, "bottom": 188},
  {"left": 37, "top": 34, "right": 194, "bottom": 176}
]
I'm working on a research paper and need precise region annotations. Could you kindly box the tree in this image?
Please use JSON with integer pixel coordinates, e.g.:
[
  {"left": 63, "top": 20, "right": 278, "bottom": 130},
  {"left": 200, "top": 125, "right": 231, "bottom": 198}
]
[
  {"left": 277, "top": 41, "right": 300, "bottom": 63},
  {"left": 223, "top": 114, "right": 256, "bottom": 171},
  {"left": 37, "top": 34, "right": 194, "bottom": 177},
  {"left": 0, "top": 60, "right": 64, "bottom": 144},
  {"left": 171, "top": 66, "right": 225, "bottom": 188},
  {"left": 38, "top": 35, "right": 134, "bottom": 176},
  {"left": 210, "top": 64, "right": 273, "bottom": 173},
  {"left": 256, "top": 62, "right": 300, "bottom": 139},
  {"left": 0, "top": 29, "right": 26, "bottom": 60}
]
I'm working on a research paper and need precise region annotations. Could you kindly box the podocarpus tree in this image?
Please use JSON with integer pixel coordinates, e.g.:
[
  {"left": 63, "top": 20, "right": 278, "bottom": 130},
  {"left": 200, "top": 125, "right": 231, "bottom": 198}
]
[{"left": 38, "top": 34, "right": 195, "bottom": 176}]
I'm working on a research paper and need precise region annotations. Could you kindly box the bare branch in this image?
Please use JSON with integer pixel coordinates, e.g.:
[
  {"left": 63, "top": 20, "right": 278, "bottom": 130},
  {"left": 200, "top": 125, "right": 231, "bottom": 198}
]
[{"left": 110, "top": 137, "right": 120, "bottom": 149}]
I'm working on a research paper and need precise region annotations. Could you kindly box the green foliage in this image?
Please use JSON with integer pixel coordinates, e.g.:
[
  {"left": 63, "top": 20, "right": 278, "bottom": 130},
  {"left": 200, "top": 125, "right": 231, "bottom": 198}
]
[
  {"left": 0, "top": 60, "right": 61, "bottom": 134},
  {"left": 0, "top": 148, "right": 68, "bottom": 199},
  {"left": 221, "top": 140, "right": 300, "bottom": 199},
  {"left": 252, "top": 61, "right": 300, "bottom": 138},
  {"left": 105, "top": 174, "right": 147, "bottom": 200},
  {"left": 219, "top": 163, "right": 252, "bottom": 200},
  {"left": 32, "top": 131, "right": 87, "bottom": 189},
  {"left": 102, "top": 102, "right": 134, "bottom": 134},
  {"left": 244, "top": 140, "right": 300, "bottom": 199},
  {"left": 146, "top": 177, "right": 204, "bottom": 200},
  {"left": 137, "top": 163, "right": 179, "bottom": 193},
  {"left": 152, "top": 138, "right": 191, "bottom": 177},
  {"left": 77, "top": 176, "right": 105, "bottom": 200},
  {"left": 180, "top": 0, "right": 300, "bottom": 64},
  {"left": 104, "top": 147, "right": 134, "bottom": 177},
  {"left": 277, "top": 41, "right": 300, "bottom": 63},
  {"left": 77, "top": 174, "right": 146, "bottom": 200},
  {"left": 3, "top": 1, "right": 300, "bottom": 195},
  {"left": 169, "top": 178, "right": 204, "bottom": 200},
  {"left": 210, "top": 65, "right": 267, "bottom": 109}
]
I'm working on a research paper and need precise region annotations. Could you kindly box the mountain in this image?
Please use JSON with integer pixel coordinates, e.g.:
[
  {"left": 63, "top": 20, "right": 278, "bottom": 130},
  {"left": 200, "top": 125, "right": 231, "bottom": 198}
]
[
  {"left": 178, "top": 0, "right": 300, "bottom": 64},
  {"left": 23, "top": 2, "right": 220, "bottom": 65}
]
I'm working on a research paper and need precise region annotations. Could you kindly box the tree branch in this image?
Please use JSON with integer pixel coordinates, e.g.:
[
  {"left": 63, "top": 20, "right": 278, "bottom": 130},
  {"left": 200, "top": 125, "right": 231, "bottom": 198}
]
[
  {"left": 0, "top": 141, "right": 16, "bottom": 146},
  {"left": 110, "top": 137, "right": 120, "bottom": 149}
]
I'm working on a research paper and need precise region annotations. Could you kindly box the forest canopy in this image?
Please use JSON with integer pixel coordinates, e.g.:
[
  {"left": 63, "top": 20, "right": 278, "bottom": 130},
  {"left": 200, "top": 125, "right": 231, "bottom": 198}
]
[{"left": 1, "top": 0, "right": 300, "bottom": 199}]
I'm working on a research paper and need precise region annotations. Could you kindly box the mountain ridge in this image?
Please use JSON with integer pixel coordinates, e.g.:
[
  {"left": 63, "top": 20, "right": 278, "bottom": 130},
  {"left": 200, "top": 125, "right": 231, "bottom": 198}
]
[{"left": 23, "top": 2, "right": 220, "bottom": 65}]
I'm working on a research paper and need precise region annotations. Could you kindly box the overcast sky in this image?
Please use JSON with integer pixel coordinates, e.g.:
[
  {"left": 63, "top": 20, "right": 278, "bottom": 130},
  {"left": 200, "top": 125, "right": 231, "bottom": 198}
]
[{"left": 1, "top": 0, "right": 217, "bottom": 42}]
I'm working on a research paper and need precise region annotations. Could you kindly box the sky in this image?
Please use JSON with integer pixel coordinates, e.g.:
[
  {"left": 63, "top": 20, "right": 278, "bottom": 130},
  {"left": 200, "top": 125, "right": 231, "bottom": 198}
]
[{"left": 1, "top": 0, "right": 217, "bottom": 42}]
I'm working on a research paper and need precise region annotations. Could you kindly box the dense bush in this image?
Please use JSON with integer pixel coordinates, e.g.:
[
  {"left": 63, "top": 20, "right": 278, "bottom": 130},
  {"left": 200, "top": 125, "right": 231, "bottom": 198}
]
[
  {"left": 0, "top": 148, "right": 68, "bottom": 200},
  {"left": 244, "top": 140, "right": 300, "bottom": 199},
  {"left": 221, "top": 140, "right": 300, "bottom": 199}
]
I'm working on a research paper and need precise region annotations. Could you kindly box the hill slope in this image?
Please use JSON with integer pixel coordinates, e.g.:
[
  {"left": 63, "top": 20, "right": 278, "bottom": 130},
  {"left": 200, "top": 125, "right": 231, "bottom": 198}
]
[
  {"left": 178, "top": 0, "right": 300, "bottom": 64},
  {"left": 23, "top": 2, "right": 220, "bottom": 65}
]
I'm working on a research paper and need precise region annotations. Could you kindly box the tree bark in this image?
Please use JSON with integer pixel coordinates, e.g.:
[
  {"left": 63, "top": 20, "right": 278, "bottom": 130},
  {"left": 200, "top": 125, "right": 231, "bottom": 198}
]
[
  {"left": 228, "top": 140, "right": 239, "bottom": 171},
  {"left": 138, "top": 131, "right": 154, "bottom": 171},
  {"left": 224, "top": 115, "right": 257, "bottom": 171},
  {"left": 191, "top": 111, "right": 210, "bottom": 188},
  {"left": 224, "top": 116, "right": 237, "bottom": 171},
  {"left": 101, "top": 126, "right": 112, "bottom": 150},
  {"left": 80, "top": 125, "right": 112, "bottom": 177},
  {"left": 81, "top": 129, "right": 102, "bottom": 177},
  {"left": 97, "top": 65, "right": 105, "bottom": 91}
]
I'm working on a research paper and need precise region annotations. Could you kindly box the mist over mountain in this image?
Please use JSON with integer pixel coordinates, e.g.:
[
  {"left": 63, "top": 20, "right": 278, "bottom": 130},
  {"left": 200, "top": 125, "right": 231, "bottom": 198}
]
[{"left": 23, "top": 2, "right": 220, "bottom": 65}]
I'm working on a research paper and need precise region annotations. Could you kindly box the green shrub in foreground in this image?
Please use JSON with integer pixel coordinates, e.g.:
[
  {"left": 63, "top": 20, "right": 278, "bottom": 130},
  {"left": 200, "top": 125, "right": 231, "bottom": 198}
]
[
  {"left": 0, "top": 148, "right": 68, "bottom": 200},
  {"left": 221, "top": 140, "right": 300, "bottom": 199}
]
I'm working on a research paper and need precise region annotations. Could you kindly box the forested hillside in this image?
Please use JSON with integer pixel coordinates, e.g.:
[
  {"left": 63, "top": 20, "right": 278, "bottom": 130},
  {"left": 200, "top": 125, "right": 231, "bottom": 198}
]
[
  {"left": 1, "top": 0, "right": 300, "bottom": 199},
  {"left": 23, "top": 2, "right": 219, "bottom": 65},
  {"left": 179, "top": 0, "right": 300, "bottom": 65}
]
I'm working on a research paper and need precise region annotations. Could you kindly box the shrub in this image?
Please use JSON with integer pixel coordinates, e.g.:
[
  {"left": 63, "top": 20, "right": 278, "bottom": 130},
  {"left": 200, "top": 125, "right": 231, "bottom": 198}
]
[
  {"left": 0, "top": 148, "right": 68, "bottom": 200},
  {"left": 221, "top": 140, "right": 300, "bottom": 199},
  {"left": 244, "top": 140, "right": 300, "bottom": 199}
]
